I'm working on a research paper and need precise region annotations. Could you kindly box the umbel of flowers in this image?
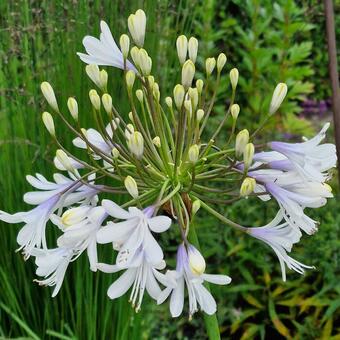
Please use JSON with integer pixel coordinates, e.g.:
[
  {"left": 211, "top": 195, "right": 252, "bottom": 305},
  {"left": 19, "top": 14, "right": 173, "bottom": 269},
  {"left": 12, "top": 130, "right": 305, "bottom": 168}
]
[{"left": 0, "top": 9, "right": 336, "bottom": 319}]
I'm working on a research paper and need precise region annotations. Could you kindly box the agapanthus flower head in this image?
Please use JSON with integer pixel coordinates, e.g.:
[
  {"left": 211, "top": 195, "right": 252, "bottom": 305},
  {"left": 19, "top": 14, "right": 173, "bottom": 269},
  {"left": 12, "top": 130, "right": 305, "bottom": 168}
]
[{"left": 1, "top": 8, "right": 337, "bottom": 321}]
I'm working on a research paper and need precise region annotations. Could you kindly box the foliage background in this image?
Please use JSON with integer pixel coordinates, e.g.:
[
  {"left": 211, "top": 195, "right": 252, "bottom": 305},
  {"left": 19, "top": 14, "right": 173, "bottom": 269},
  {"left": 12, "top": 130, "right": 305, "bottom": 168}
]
[{"left": 0, "top": 0, "right": 339, "bottom": 339}]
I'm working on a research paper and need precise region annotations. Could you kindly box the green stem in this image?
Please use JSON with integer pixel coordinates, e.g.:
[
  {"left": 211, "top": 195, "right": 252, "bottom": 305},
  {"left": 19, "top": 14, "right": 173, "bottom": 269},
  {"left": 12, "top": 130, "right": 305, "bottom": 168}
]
[{"left": 187, "top": 224, "right": 221, "bottom": 340}]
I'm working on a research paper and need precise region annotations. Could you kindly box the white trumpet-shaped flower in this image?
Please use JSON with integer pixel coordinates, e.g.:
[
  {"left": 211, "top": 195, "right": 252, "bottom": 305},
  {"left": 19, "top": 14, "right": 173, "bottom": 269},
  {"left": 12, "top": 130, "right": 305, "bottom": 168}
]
[
  {"left": 157, "top": 244, "right": 231, "bottom": 318},
  {"left": 77, "top": 21, "right": 137, "bottom": 72},
  {"left": 248, "top": 211, "right": 312, "bottom": 281}
]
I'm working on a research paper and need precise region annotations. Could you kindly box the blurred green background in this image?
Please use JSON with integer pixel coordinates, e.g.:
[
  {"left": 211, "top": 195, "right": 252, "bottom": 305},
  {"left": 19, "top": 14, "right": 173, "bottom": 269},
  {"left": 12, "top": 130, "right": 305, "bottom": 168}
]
[{"left": 0, "top": 0, "right": 339, "bottom": 339}]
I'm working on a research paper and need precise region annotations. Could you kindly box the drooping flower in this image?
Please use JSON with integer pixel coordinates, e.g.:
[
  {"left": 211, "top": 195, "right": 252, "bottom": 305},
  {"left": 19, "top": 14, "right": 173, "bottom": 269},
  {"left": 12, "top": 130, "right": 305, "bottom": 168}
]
[
  {"left": 0, "top": 173, "right": 99, "bottom": 256},
  {"left": 269, "top": 123, "right": 337, "bottom": 182},
  {"left": 248, "top": 211, "right": 313, "bottom": 281},
  {"left": 77, "top": 21, "right": 137, "bottom": 72},
  {"left": 157, "top": 244, "right": 231, "bottom": 318}
]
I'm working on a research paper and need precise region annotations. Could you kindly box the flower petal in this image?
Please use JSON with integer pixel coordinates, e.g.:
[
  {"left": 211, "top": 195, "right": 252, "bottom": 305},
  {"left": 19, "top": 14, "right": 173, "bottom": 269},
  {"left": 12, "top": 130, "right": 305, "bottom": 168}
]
[
  {"left": 107, "top": 268, "right": 136, "bottom": 299},
  {"left": 148, "top": 216, "right": 172, "bottom": 233}
]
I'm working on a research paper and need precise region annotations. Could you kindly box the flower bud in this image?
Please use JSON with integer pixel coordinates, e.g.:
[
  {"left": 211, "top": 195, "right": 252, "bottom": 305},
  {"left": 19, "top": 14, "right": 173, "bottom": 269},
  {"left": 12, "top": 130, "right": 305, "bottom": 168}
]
[
  {"left": 230, "top": 68, "right": 239, "bottom": 90},
  {"left": 138, "top": 49, "right": 152, "bottom": 76},
  {"left": 176, "top": 35, "right": 188, "bottom": 65},
  {"left": 196, "top": 109, "right": 204, "bottom": 122},
  {"left": 130, "top": 46, "right": 139, "bottom": 65},
  {"left": 128, "top": 111, "right": 134, "bottom": 122},
  {"left": 188, "top": 87, "right": 198, "bottom": 111},
  {"left": 196, "top": 79, "right": 204, "bottom": 94},
  {"left": 231, "top": 104, "right": 240, "bottom": 120},
  {"left": 217, "top": 53, "right": 227, "bottom": 72},
  {"left": 165, "top": 96, "right": 172, "bottom": 108},
  {"left": 128, "top": 131, "right": 144, "bottom": 158},
  {"left": 119, "top": 34, "right": 130, "bottom": 59},
  {"left": 240, "top": 177, "right": 256, "bottom": 197},
  {"left": 128, "top": 9, "right": 146, "bottom": 47},
  {"left": 124, "top": 176, "right": 139, "bottom": 198},
  {"left": 173, "top": 84, "right": 185, "bottom": 110},
  {"left": 67, "top": 97, "right": 78, "bottom": 121},
  {"left": 112, "top": 147, "right": 120, "bottom": 159},
  {"left": 269, "top": 83, "right": 288, "bottom": 114},
  {"left": 188, "top": 37, "right": 198, "bottom": 63},
  {"left": 102, "top": 94, "right": 112, "bottom": 114},
  {"left": 41, "top": 81, "right": 59, "bottom": 112},
  {"left": 56, "top": 149, "right": 74, "bottom": 173},
  {"left": 85, "top": 64, "right": 101, "bottom": 88},
  {"left": 61, "top": 206, "right": 89, "bottom": 226},
  {"left": 136, "top": 89, "right": 144, "bottom": 103},
  {"left": 181, "top": 60, "right": 195, "bottom": 88},
  {"left": 184, "top": 99, "right": 192, "bottom": 116},
  {"left": 42, "top": 112, "right": 55, "bottom": 136},
  {"left": 152, "top": 136, "right": 161, "bottom": 148},
  {"left": 235, "top": 129, "right": 249, "bottom": 157},
  {"left": 126, "top": 70, "right": 135, "bottom": 89},
  {"left": 153, "top": 82, "right": 160, "bottom": 102},
  {"left": 100, "top": 69, "right": 108, "bottom": 87},
  {"left": 125, "top": 124, "right": 134, "bottom": 140},
  {"left": 188, "top": 245, "right": 206, "bottom": 275},
  {"left": 192, "top": 199, "right": 201, "bottom": 216},
  {"left": 188, "top": 144, "right": 200, "bottom": 163},
  {"left": 147, "top": 75, "right": 155, "bottom": 89},
  {"left": 205, "top": 57, "right": 216, "bottom": 76},
  {"left": 89, "top": 89, "right": 101, "bottom": 110},
  {"left": 243, "top": 143, "right": 254, "bottom": 169}
]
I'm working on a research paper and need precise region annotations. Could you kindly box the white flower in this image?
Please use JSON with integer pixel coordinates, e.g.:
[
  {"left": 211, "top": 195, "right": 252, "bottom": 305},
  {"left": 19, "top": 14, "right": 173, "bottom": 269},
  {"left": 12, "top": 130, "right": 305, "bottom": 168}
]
[
  {"left": 248, "top": 211, "right": 313, "bottom": 281},
  {"left": 97, "top": 201, "right": 171, "bottom": 266},
  {"left": 249, "top": 169, "right": 333, "bottom": 234},
  {"left": 73, "top": 123, "right": 116, "bottom": 158},
  {"left": 157, "top": 244, "right": 231, "bottom": 318},
  {"left": 32, "top": 247, "right": 74, "bottom": 297},
  {"left": 269, "top": 123, "right": 337, "bottom": 182},
  {"left": 0, "top": 173, "right": 99, "bottom": 256},
  {"left": 51, "top": 206, "right": 107, "bottom": 271},
  {"left": 77, "top": 21, "right": 137, "bottom": 72}
]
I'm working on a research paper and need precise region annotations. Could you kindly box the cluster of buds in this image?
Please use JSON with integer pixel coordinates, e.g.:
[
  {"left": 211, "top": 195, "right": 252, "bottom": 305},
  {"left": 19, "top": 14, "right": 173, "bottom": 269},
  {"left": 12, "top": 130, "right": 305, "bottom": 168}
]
[{"left": 0, "top": 8, "right": 336, "bottom": 320}]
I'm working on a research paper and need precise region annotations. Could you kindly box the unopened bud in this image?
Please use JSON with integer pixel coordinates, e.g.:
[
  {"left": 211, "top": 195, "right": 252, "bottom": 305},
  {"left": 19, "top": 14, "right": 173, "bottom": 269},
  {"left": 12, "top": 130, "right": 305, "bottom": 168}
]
[
  {"left": 176, "top": 35, "right": 188, "bottom": 64},
  {"left": 173, "top": 84, "right": 185, "bottom": 110},
  {"left": 197, "top": 109, "right": 204, "bottom": 122},
  {"left": 41, "top": 81, "right": 59, "bottom": 112},
  {"left": 136, "top": 89, "right": 144, "bottom": 102},
  {"left": 128, "top": 111, "right": 134, "bottom": 122},
  {"left": 128, "top": 9, "right": 146, "bottom": 47},
  {"left": 184, "top": 99, "right": 192, "bottom": 115},
  {"left": 165, "top": 96, "right": 173, "bottom": 108},
  {"left": 181, "top": 60, "right": 195, "bottom": 88},
  {"left": 269, "top": 83, "right": 288, "bottom": 114},
  {"left": 188, "top": 37, "right": 198, "bottom": 63},
  {"left": 138, "top": 49, "right": 152, "bottom": 76},
  {"left": 124, "top": 176, "right": 139, "bottom": 198},
  {"left": 112, "top": 147, "right": 120, "bottom": 159},
  {"left": 230, "top": 68, "right": 239, "bottom": 90},
  {"left": 188, "top": 87, "right": 198, "bottom": 111},
  {"left": 217, "top": 53, "right": 227, "bottom": 72},
  {"left": 100, "top": 70, "right": 108, "bottom": 89},
  {"left": 102, "top": 94, "right": 112, "bottom": 114},
  {"left": 126, "top": 70, "right": 136, "bottom": 89},
  {"left": 205, "top": 57, "right": 216, "bottom": 76},
  {"left": 188, "top": 144, "right": 200, "bottom": 163},
  {"left": 147, "top": 75, "right": 155, "bottom": 89},
  {"left": 243, "top": 143, "right": 254, "bottom": 169},
  {"left": 231, "top": 104, "right": 240, "bottom": 120},
  {"left": 192, "top": 199, "right": 201, "bottom": 216},
  {"left": 42, "top": 112, "right": 55, "bottom": 136},
  {"left": 196, "top": 79, "right": 204, "bottom": 94},
  {"left": 85, "top": 64, "right": 105, "bottom": 89},
  {"left": 125, "top": 124, "right": 134, "bottom": 140},
  {"left": 152, "top": 136, "right": 161, "bottom": 148},
  {"left": 89, "top": 89, "right": 101, "bottom": 110},
  {"left": 235, "top": 129, "right": 249, "bottom": 157},
  {"left": 56, "top": 150, "right": 74, "bottom": 173},
  {"left": 130, "top": 46, "right": 139, "bottom": 65},
  {"left": 153, "top": 82, "right": 160, "bottom": 102},
  {"left": 240, "top": 177, "right": 256, "bottom": 197},
  {"left": 119, "top": 34, "right": 130, "bottom": 59},
  {"left": 188, "top": 245, "right": 206, "bottom": 275},
  {"left": 128, "top": 131, "right": 144, "bottom": 158},
  {"left": 67, "top": 97, "right": 78, "bottom": 121}
]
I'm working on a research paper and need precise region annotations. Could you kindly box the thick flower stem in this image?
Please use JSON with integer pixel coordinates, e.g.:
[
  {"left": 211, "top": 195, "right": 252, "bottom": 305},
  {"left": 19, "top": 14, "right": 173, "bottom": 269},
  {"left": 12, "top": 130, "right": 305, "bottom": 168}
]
[{"left": 188, "top": 224, "right": 221, "bottom": 340}]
